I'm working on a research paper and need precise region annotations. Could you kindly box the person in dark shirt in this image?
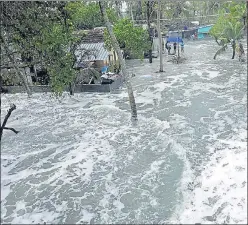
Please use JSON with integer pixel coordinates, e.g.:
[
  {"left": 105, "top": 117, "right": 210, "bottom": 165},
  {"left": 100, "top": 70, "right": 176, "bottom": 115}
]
[
  {"left": 167, "top": 42, "right": 172, "bottom": 54},
  {"left": 173, "top": 42, "right": 177, "bottom": 54}
]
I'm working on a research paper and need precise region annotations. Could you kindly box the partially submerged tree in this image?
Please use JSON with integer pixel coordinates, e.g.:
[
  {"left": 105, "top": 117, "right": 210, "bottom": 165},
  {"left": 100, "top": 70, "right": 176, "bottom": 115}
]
[
  {"left": 99, "top": 1, "right": 137, "bottom": 120},
  {"left": 0, "top": 104, "right": 19, "bottom": 142},
  {"left": 0, "top": 77, "right": 19, "bottom": 143}
]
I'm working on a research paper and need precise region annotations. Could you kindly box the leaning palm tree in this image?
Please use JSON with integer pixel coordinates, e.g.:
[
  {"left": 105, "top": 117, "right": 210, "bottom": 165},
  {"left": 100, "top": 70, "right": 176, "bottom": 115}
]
[{"left": 213, "top": 42, "right": 228, "bottom": 59}]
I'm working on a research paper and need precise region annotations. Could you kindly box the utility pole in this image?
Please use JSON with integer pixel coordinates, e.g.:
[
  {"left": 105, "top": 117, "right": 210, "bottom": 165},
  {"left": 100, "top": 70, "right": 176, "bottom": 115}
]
[
  {"left": 246, "top": 0, "right": 248, "bottom": 39},
  {"left": 146, "top": 1, "right": 153, "bottom": 63},
  {"left": 177, "top": 22, "right": 180, "bottom": 63},
  {"left": 157, "top": 0, "right": 163, "bottom": 72}
]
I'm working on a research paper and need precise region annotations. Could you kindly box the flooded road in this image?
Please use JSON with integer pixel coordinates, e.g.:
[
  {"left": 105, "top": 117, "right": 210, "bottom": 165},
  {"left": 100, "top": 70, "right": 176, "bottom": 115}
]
[{"left": 1, "top": 39, "right": 247, "bottom": 224}]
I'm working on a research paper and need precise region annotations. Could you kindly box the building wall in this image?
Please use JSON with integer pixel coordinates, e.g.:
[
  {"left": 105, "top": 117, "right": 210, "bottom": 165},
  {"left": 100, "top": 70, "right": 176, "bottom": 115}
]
[{"left": 198, "top": 25, "right": 212, "bottom": 34}]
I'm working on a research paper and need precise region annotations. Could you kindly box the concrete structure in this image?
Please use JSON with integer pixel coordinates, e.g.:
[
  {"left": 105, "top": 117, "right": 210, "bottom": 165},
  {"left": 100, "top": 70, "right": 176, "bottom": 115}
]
[{"left": 2, "top": 77, "right": 123, "bottom": 94}]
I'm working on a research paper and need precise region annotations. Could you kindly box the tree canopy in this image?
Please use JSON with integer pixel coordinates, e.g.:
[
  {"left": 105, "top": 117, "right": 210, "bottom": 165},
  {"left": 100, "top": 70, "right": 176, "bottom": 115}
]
[
  {"left": 1, "top": 1, "right": 92, "bottom": 95},
  {"left": 104, "top": 18, "right": 151, "bottom": 59},
  {"left": 209, "top": 2, "right": 246, "bottom": 59},
  {"left": 65, "top": 2, "right": 118, "bottom": 30},
  {"left": 209, "top": 2, "right": 245, "bottom": 45}
]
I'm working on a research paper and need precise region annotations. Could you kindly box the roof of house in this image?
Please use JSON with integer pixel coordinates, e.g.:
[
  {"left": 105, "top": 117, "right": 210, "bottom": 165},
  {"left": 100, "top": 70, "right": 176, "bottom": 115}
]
[
  {"left": 74, "top": 29, "right": 110, "bottom": 66},
  {"left": 81, "top": 29, "right": 105, "bottom": 43},
  {"left": 75, "top": 42, "right": 109, "bottom": 62}
]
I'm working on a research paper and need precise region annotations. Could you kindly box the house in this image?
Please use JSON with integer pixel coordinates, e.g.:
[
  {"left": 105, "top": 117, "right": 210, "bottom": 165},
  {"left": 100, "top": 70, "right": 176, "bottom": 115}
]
[
  {"left": 75, "top": 29, "right": 120, "bottom": 72},
  {"left": 197, "top": 25, "right": 213, "bottom": 39}
]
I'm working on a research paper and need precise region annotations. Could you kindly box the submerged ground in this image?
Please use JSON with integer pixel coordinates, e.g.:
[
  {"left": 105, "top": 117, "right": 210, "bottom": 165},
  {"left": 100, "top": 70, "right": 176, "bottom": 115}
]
[{"left": 1, "top": 39, "right": 247, "bottom": 224}]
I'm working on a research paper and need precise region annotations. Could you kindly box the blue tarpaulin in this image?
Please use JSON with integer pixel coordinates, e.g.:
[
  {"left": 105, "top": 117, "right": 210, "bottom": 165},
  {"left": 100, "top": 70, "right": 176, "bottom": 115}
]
[{"left": 166, "top": 37, "right": 183, "bottom": 43}]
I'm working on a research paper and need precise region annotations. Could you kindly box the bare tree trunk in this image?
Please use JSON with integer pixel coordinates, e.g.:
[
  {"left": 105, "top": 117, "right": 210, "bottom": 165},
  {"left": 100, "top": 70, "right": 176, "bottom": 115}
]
[
  {"left": 99, "top": 1, "right": 137, "bottom": 120},
  {"left": 157, "top": 0, "right": 163, "bottom": 72},
  {"left": 115, "top": 1, "right": 122, "bottom": 18},
  {"left": 129, "top": 2, "right": 134, "bottom": 23},
  {"left": 137, "top": 0, "right": 142, "bottom": 20},
  {"left": 1, "top": 37, "right": 32, "bottom": 96},
  {"left": 24, "top": 67, "right": 33, "bottom": 85}
]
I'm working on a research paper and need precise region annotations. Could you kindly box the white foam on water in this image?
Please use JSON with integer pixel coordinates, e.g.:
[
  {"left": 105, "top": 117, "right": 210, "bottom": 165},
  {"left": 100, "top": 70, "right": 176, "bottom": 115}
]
[
  {"left": 2, "top": 92, "right": 189, "bottom": 224},
  {"left": 169, "top": 128, "right": 247, "bottom": 224},
  {"left": 135, "top": 81, "right": 169, "bottom": 105},
  {"left": 11, "top": 211, "right": 60, "bottom": 224}
]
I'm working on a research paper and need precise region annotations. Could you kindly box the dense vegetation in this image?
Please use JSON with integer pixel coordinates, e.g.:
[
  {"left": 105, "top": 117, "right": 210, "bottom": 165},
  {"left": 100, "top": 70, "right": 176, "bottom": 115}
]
[
  {"left": 209, "top": 2, "right": 246, "bottom": 59},
  {"left": 1, "top": 1, "right": 151, "bottom": 95},
  {"left": 1, "top": 1, "right": 246, "bottom": 94}
]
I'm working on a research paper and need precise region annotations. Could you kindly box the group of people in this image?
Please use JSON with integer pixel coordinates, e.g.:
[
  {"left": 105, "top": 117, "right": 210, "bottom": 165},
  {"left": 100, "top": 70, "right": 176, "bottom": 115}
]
[{"left": 165, "top": 41, "right": 184, "bottom": 55}]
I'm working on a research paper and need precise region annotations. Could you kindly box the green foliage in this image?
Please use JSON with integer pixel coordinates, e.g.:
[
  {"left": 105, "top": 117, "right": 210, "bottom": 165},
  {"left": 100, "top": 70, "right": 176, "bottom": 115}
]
[
  {"left": 209, "top": 3, "right": 245, "bottom": 45},
  {"left": 224, "top": 1, "right": 246, "bottom": 19},
  {"left": 209, "top": 2, "right": 245, "bottom": 59},
  {"left": 104, "top": 19, "right": 150, "bottom": 59},
  {"left": 37, "top": 23, "right": 78, "bottom": 95},
  {"left": 65, "top": 2, "right": 117, "bottom": 29},
  {"left": 2, "top": 2, "right": 85, "bottom": 95}
]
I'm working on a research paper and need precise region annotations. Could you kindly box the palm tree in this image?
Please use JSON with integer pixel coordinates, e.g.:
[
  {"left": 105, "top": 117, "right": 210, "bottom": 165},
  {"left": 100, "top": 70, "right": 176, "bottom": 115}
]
[
  {"left": 224, "top": 21, "right": 243, "bottom": 59},
  {"left": 210, "top": 7, "right": 244, "bottom": 60}
]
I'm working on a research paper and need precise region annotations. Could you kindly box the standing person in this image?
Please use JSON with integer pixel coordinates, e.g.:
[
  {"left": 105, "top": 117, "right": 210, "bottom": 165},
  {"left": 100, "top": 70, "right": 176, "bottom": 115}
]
[
  {"left": 180, "top": 41, "right": 184, "bottom": 53},
  {"left": 194, "top": 32, "right": 197, "bottom": 40},
  {"left": 165, "top": 41, "right": 169, "bottom": 51},
  {"left": 101, "top": 62, "right": 108, "bottom": 74},
  {"left": 238, "top": 42, "right": 245, "bottom": 61},
  {"left": 167, "top": 42, "right": 171, "bottom": 55},
  {"left": 173, "top": 42, "right": 177, "bottom": 54}
]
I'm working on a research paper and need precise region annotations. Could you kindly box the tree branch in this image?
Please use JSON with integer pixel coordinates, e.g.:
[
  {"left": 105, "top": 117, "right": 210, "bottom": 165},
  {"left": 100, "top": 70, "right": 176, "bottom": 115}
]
[
  {"left": 0, "top": 104, "right": 19, "bottom": 141},
  {"left": 3, "top": 127, "right": 19, "bottom": 134}
]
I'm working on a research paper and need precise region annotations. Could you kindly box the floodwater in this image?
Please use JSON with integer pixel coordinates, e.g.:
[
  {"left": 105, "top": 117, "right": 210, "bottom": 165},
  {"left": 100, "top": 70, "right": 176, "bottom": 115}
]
[{"left": 1, "top": 39, "right": 247, "bottom": 224}]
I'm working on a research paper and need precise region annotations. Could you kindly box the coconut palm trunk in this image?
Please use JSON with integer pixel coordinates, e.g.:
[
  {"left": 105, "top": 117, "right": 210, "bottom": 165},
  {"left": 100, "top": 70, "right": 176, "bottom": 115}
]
[
  {"left": 213, "top": 44, "right": 228, "bottom": 59},
  {"left": 231, "top": 41, "right": 236, "bottom": 59},
  {"left": 99, "top": 1, "right": 138, "bottom": 120}
]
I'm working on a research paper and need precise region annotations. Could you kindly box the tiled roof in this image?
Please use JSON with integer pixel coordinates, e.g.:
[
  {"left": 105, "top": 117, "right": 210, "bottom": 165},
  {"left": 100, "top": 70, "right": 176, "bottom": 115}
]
[{"left": 75, "top": 42, "right": 109, "bottom": 61}]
